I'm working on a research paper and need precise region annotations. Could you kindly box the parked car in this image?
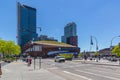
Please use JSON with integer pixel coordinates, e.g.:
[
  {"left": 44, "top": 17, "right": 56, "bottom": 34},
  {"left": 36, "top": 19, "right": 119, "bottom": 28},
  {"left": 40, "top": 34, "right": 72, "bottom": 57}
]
[
  {"left": 110, "top": 57, "right": 118, "bottom": 62},
  {"left": 106, "top": 57, "right": 111, "bottom": 61},
  {"left": 54, "top": 56, "right": 65, "bottom": 62},
  {"left": 106, "top": 57, "right": 118, "bottom": 62},
  {"left": 88, "top": 57, "right": 93, "bottom": 60}
]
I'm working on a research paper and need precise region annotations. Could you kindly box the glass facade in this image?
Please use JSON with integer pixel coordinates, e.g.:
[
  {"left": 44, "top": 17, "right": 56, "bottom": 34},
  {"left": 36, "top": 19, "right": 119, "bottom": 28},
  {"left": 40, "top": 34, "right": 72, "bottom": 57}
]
[
  {"left": 62, "top": 22, "right": 78, "bottom": 46},
  {"left": 64, "top": 22, "right": 76, "bottom": 37},
  {"left": 17, "top": 2, "right": 38, "bottom": 48}
]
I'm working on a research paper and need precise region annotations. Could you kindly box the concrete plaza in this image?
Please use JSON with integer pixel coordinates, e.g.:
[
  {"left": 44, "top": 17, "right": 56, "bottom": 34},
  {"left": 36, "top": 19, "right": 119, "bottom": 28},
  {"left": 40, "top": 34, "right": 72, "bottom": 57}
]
[{"left": 0, "top": 60, "right": 65, "bottom": 80}]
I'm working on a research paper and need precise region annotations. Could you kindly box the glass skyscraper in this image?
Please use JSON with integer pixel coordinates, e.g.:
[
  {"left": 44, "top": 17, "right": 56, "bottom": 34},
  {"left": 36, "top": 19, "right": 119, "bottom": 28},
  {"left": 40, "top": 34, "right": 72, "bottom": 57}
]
[
  {"left": 62, "top": 22, "right": 78, "bottom": 46},
  {"left": 64, "top": 22, "right": 77, "bottom": 37},
  {"left": 17, "top": 2, "right": 38, "bottom": 48}
]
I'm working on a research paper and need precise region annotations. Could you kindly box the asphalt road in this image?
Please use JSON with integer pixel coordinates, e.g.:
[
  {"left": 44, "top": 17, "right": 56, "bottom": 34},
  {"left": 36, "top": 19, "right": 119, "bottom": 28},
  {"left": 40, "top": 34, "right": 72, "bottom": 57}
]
[{"left": 36, "top": 59, "right": 120, "bottom": 80}]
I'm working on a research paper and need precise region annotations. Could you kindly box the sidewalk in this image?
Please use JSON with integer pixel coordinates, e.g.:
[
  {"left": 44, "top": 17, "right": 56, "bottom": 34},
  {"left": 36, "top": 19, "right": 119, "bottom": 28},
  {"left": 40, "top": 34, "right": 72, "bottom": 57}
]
[
  {"left": 0, "top": 60, "right": 65, "bottom": 80},
  {"left": 73, "top": 59, "right": 120, "bottom": 66}
]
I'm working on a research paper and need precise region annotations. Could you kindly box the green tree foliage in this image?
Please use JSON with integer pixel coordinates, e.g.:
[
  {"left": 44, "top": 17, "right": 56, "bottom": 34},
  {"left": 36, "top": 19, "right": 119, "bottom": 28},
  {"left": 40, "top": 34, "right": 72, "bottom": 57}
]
[
  {"left": 112, "top": 45, "right": 120, "bottom": 57},
  {"left": 60, "top": 53, "right": 73, "bottom": 59},
  {"left": 14, "top": 44, "right": 21, "bottom": 55},
  {"left": 94, "top": 52, "right": 99, "bottom": 57},
  {"left": 78, "top": 53, "right": 84, "bottom": 57},
  {"left": 0, "top": 39, "right": 6, "bottom": 54},
  {"left": 0, "top": 39, "right": 21, "bottom": 56}
]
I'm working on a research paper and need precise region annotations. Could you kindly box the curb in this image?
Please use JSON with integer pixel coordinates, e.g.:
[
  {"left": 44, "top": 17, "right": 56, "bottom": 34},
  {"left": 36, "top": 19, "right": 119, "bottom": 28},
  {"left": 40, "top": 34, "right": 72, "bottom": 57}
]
[{"left": 72, "top": 60, "right": 120, "bottom": 66}]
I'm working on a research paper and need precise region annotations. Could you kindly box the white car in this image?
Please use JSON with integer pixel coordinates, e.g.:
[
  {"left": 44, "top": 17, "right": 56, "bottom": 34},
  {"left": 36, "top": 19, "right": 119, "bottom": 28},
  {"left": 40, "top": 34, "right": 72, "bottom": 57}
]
[{"left": 54, "top": 56, "right": 65, "bottom": 62}]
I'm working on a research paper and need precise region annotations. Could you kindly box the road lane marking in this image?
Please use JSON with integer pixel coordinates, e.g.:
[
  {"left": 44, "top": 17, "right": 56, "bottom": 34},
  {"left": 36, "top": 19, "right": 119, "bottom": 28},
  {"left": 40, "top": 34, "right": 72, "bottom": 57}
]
[
  {"left": 62, "top": 65, "right": 87, "bottom": 68},
  {"left": 86, "top": 69, "right": 120, "bottom": 76},
  {"left": 76, "top": 70, "right": 120, "bottom": 80},
  {"left": 63, "top": 71, "right": 92, "bottom": 80},
  {"left": 47, "top": 67, "right": 58, "bottom": 69},
  {"left": 90, "top": 66, "right": 120, "bottom": 74},
  {"left": 63, "top": 67, "right": 68, "bottom": 68}
]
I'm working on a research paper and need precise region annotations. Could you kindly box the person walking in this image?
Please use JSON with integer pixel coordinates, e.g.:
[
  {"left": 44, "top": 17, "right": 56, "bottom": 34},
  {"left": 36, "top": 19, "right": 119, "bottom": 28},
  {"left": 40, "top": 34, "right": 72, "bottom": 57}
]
[
  {"left": 28, "top": 57, "right": 32, "bottom": 66},
  {"left": 0, "top": 62, "right": 2, "bottom": 78}
]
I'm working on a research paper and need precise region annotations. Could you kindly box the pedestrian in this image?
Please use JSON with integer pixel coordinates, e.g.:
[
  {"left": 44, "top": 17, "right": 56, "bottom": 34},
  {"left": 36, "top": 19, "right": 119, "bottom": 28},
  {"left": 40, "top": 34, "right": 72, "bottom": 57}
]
[
  {"left": 27, "top": 59, "right": 30, "bottom": 66},
  {"left": 0, "top": 63, "right": 2, "bottom": 78},
  {"left": 29, "top": 57, "right": 32, "bottom": 64},
  {"left": 84, "top": 55, "right": 87, "bottom": 60},
  {"left": 98, "top": 55, "right": 101, "bottom": 60},
  {"left": 27, "top": 57, "right": 32, "bottom": 66}
]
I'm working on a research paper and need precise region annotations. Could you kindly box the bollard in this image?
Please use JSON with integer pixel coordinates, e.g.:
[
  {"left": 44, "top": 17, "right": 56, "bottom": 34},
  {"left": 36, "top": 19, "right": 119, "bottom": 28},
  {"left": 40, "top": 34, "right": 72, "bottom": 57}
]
[{"left": 39, "top": 57, "right": 42, "bottom": 69}]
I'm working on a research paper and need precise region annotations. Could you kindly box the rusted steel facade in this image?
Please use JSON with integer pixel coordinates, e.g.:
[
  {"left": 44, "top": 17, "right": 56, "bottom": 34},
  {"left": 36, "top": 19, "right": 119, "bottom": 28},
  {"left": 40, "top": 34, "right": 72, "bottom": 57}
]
[{"left": 22, "top": 41, "right": 80, "bottom": 58}]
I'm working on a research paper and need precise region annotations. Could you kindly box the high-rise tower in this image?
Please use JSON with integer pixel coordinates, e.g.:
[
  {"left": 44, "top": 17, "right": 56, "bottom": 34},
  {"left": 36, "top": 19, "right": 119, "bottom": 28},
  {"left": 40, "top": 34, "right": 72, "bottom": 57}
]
[
  {"left": 17, "top": 2, "right": 38, "bottom": 48},
  {"left": 62, "top": 22, "right": 78, "bottom": 46}
]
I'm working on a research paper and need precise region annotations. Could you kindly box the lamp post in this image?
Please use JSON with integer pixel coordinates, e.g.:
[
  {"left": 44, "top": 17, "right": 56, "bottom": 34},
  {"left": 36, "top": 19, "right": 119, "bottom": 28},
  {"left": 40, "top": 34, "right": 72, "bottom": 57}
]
[
  {"left": 83, "top": 50, "right": 86, "bottom": 63},
  {"left": 110, "top": 36, "right": 120, "bottom": 50},
  {"left": 90, "top": 36, "right": 99, "bottom": 62},
  {"left": 22, "top": 26, "right": 42, "bottom": 69},
  {"left": 31, "top": 27, "right": 42, "bottom": 70},
  {"left": 31, "top": 38, "right": 36, "bottom": 70},
  {"left": 38, "top": 27, "right": 42, "bottom": 69},
  {"left": 110, "top": 36, "right": 120, "bottom": 57},
  {"left": 118, "top": 43, "right": 120, "bottom": 65}
]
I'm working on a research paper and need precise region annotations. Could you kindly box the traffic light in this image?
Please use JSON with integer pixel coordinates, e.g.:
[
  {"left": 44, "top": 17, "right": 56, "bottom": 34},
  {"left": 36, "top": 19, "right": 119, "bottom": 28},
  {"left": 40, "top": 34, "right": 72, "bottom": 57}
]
[{"left": 90, "top": 36, "right": 93, "bottom": 45}]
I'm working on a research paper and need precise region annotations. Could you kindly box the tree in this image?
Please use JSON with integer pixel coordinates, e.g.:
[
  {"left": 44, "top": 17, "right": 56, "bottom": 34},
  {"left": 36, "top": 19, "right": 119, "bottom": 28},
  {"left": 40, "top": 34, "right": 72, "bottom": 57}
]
[
  {"left": 5, "top": 41, "right": 21, "bottom": 55},
  {"left": 0, "top": 39, "right": 7, "bottom": 55},
  {"left": 0, "top": 39, "right": 21, "bottom": 56},
  {"left": 94, "top": 52, "right": 99, "bottom": 62},
  {"left": 78, "top": 53, "right": 84, "bottom": 58},
  {"left": 112, "top": 45, "right": 120, "bottom": 65},
  {"left": 13, "top": 44, "right": 21, "bottom": 55},
  {"left": 112, "top": 45, "right": 120, "bottom": 57},
  {"left": 0, "top": 39, "right": 21, "bottom": 62},
  {"left": 94, "top": 52, "right": 99, "bottom": 57}
]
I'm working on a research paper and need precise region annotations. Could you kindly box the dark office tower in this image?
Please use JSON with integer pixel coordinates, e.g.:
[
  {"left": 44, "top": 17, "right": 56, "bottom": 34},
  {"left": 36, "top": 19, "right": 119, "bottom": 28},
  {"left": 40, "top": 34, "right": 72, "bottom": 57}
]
[
  {"left": 17, "top": 2, "right": 38, "bottom": 48},
  {"left": 62, "top": 22, "right": 78, "bottom": 46}
]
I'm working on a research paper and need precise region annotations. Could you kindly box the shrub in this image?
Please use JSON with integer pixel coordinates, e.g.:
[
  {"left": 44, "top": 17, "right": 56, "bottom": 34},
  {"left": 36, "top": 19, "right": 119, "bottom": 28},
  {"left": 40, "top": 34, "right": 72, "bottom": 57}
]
[{"left": 60, "top": 53, "right": 73, "bottom": 60}]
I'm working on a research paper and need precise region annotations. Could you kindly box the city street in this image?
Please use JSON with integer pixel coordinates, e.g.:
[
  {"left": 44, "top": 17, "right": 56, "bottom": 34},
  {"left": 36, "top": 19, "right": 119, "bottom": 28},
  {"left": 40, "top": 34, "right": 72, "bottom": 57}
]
[
  {"left": 1, "top": 0, "right": 120, "bottom": 80},
  {"left": 38, "top": 59, "right": 120, "bottom": 80},
  {"left": 1, "top": 58, "right": 120, "bottom": 80}
]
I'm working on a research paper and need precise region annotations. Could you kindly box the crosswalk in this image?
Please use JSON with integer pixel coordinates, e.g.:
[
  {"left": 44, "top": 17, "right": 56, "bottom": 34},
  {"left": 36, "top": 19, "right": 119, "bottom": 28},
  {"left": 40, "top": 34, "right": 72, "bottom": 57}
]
[{"left": 40, "top": 59, "right": 120, "bottom": 80}]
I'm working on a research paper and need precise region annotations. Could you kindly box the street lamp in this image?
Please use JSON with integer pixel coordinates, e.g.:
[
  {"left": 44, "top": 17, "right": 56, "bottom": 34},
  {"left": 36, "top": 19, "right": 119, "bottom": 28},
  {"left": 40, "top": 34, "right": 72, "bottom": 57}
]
[
  {"left": 91, "top": 36, "right": 98, "bottom": 51},
  {"left": 31, "top": 38, "right": 36, "bottom": 70},
  {"left": 22, "top": 26, "right": 42, "bottom": 69},
  {"left": 83, "top": 50, "right": 86, "bottom": 63},
  {"left": 37, "top": 27, "right": 42, "bottom": 69},
  {"left": 110, "top": 36, "right": 120, "bottom": 50},
  {"left": 90, "top": 36, "right": 99, "bottom": 62},
  {"left": 31, "top": 27, "right": 42, "bottom": 70},
  {"left": 110, "top": 35, "right": 120, "bottom": 57}
]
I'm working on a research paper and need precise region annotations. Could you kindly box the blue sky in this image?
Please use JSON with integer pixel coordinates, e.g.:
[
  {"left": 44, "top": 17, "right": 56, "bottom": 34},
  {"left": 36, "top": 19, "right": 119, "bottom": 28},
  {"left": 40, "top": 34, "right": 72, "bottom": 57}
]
[{"left": 0, "top": 0, "right": 120, "bottom": 51}]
